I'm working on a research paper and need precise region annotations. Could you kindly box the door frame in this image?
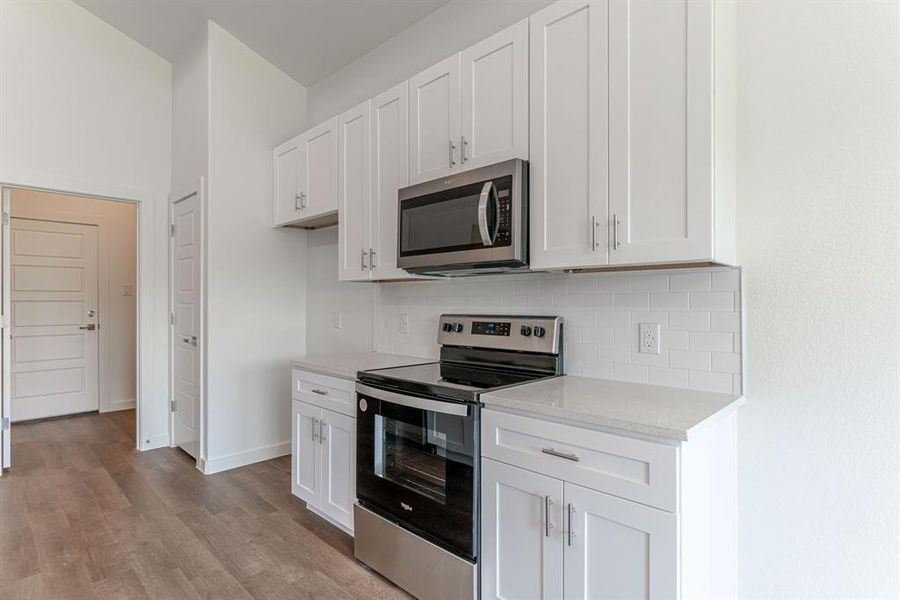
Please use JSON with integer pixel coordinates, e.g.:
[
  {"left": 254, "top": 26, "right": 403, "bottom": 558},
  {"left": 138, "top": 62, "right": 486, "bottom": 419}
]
[
  {"left": 0, "top": 174, "right": 159, "bottom": 468},
  {"left": 168, "top": 177, "right": 206, "bottom": 470}
]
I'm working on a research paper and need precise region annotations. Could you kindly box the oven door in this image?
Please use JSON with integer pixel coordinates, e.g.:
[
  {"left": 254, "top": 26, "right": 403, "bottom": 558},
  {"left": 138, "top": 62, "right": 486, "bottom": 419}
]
[
  {"left": 397, "top": 159, "right": 525, "bottom": 272},
  {"left": 356, "top": 383, "right": 478, "bottom": 560}
]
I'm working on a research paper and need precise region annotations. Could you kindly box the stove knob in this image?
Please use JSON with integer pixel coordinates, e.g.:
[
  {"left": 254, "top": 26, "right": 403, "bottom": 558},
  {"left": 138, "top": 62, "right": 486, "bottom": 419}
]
[
  {"left": 442, "top": 322, "right": 453, "bottom": 332},
  {"left": 520, "top": 325, "right": 532, "bottom": 337},
  {"left": 533, "top": 325, "right": 546, "bottom": 338},
  {"left": 452, "top": 323, "right": 464, "bottom": 333}
]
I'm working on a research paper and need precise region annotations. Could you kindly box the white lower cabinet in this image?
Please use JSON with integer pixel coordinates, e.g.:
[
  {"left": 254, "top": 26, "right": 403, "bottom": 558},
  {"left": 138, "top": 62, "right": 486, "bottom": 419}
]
[
  {"left": 482, "top": 407, "right": 738, "bottom": 599},
  {"left": 291, "top": 369, "right": 357, "bottom": 534}
]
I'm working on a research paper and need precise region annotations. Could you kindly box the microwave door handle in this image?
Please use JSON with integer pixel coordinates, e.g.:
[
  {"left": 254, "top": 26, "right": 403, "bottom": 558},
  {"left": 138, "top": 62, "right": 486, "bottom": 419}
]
[{"left": 477, "top": 181, "right": 494, "bottom": 247}]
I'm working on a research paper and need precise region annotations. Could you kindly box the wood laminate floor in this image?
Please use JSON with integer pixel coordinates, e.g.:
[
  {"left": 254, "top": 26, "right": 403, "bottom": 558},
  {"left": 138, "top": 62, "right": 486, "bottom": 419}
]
[{"left": 0, "top": 410, "right": 410, "bottom": 599}]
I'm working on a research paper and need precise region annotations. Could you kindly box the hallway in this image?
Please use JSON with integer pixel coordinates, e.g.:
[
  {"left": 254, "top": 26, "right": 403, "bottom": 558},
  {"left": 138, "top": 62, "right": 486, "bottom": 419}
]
[{"left": 0, "top": 411, "right": 408, "bottom": 599}]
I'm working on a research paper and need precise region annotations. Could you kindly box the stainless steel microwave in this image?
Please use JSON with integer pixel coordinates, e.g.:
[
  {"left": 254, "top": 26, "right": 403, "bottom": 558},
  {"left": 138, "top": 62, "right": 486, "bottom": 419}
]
[{"left": 397, "top": 159, "right": 528, "bottom": 276}]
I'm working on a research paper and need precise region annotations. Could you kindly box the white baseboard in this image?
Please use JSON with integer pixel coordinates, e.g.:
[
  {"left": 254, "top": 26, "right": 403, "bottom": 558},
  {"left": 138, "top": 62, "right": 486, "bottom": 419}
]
[
  {"left": 102, "top": 398, "right": 136, "bottom": 413},
  {"left": 201, "top": 441, "right": 291, "bottom": 475},
  {"left": 140, "top": 433, "right": 170, "bottom": 451}
]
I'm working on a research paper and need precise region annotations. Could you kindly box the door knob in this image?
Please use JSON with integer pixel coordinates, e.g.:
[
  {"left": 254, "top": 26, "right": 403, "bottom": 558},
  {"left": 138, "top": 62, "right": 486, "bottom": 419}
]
[{"left": 79, "top": 324, "right": 97, "bottom": 331}]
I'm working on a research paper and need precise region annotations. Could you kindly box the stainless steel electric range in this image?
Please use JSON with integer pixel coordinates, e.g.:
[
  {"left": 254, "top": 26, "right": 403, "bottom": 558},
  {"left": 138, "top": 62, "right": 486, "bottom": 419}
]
[{"left": 353, "top": 314, "right": 564, "bottom": 600}]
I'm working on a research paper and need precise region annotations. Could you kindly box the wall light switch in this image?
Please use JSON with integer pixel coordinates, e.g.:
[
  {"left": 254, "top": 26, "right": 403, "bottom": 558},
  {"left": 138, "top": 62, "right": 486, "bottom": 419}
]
[
  {"left": 639, "top": 323, "right": 660, "bottom": 354},
  {"left": 332, "top": 312, "right": 342, "bottom": 329},
  {"left": 123, "top": 284, "right": 134, "bottom": 297},
  {"left": 399, "top": 313, "right": 409, "bottom": 334}
]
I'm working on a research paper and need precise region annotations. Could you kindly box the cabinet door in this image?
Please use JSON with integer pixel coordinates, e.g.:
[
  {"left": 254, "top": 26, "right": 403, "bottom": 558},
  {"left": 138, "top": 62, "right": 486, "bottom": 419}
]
[
  {"left": 409, "top": 54, "right": 460, "bottom": 185},
  {"left": 320, "top": 409, "right": 356, "bottom": 532},
  {"left": 338, "top": 101, "right": 372, "bottom": 281},
  {"left": 369, "top": 82, "right": 409, "bottom": 280},
  {"left": 564, "top": 482, "right": 676, "bottom": 600},
  {"left": 482, "top": 458, "right": 564, "bottom": 600},
  {"left": 273, "top": 135, "right": 302, "bottom": 226},
  {"left": 608, "top": 0, "right": 713, "bottom": 264},
  {"left": 292, "top": 401, "right": 322, "bottom": 510},
  {"left": 301, "top": 117, "right": 339, "bottom": 218},
  {"left": 530, "top": 0, "right": 609, "bottom": 270},
  {"left": 460, "top": 19, "right": 529, "bottom": 170}
]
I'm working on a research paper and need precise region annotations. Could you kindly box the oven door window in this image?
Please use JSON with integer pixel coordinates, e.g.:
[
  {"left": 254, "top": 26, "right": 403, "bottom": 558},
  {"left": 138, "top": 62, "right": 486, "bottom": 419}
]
[
  {"left": 399, "top": 181, "right": 496, "bottom": 256},
  {"left": 375, "top": 415, "right": 450, "bottom": 504}
]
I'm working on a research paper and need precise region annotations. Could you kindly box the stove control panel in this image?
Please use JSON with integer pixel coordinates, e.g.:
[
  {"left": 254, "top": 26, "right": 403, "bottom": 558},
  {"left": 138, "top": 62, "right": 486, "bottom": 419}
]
[{"left": 437, "top": 314, "right": 563, "bottom": 354}]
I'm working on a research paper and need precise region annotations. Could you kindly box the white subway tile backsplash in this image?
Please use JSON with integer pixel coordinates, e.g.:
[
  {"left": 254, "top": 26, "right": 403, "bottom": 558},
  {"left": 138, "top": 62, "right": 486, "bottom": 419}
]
[{"left": 374, "top": 267, "right": 742, "bottom": 395}]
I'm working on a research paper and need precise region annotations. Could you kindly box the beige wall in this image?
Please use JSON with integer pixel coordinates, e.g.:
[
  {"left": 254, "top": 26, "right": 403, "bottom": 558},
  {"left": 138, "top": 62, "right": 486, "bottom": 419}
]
[{"left": 10, "top": 188, "right": 138, "bottom": 413}]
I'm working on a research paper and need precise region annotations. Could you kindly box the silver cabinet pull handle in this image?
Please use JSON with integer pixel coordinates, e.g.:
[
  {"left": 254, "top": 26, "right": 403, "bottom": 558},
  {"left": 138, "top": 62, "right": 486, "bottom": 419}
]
[
  {"left": 541, "top": 447, "right": 580, "bottom": 462},
  {"left": 369, "top": 248, "right": 376, "bottom": 268},
  {"left": 544, "top": 496, "right": 553, "bottom": 537},
  {"left": 613, "top": 213, "right": 621, "bottom": 250},
  {"left": 319, "top": 420, "right": 326, "bottom": 443},
  {"left": 568, "top": 503, "right": 576, "bottom": 546},
  {"left": 300, "top": 191, "right": 308, "bottom": 209},
  {"left": 591, "top": 215, "right": 597, "bottom": 251},
  {"left": 461, "top": 135, "right": 468, "bottom": 164},
  {"left": 449, "top": 139, "right": 456, "bottom": 167},
  {"left": 312, "top": 417, "right": 319, "bottom": 442},
  {"left": 294, "top": 193, "right": 302, "bottom": 211},
  {"left": 310, "top": 388, "right": 328, "bottom": 396},
  {"left": 361, "top": 248, "right": 368, "bottom": 270}
]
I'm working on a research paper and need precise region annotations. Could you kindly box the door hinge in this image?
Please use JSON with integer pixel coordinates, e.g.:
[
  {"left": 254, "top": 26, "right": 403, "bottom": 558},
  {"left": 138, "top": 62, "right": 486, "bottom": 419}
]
[
  {"left": 0, "top": 314, "right": 8, "bottom": 329},
  {"left": 2, "top": 212, "right": 9, "bottom": 226},
  {"left": 170, "top": 400, "right": 177, "bottom": 413},
  {"left": 170, "top": 312, "right": 175, "bottom": 326},
  {"left": 170, "top": 224, "right": 175, "bottom": 237},
  {"left": 1, "top": 417, "right": 9, "bottom": 432}
]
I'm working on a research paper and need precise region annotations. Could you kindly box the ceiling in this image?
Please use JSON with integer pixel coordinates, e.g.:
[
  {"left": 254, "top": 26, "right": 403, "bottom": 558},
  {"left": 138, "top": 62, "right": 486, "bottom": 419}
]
[{"left": 73, "top": 0, "right": 449, "bottom": 86}]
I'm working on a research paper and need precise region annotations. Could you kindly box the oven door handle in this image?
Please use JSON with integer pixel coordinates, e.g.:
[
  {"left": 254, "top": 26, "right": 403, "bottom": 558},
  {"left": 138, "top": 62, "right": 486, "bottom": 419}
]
[
  {"left": 477, "top": 181, "right": 497, "bottom": 247},
  {"left": 356, "top": 383, "right": 470, "bottom": 417}
]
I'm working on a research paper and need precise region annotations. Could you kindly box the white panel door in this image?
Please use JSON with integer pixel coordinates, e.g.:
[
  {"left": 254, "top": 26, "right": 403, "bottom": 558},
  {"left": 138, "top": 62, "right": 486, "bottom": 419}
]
[
  {"left": 338, "top": 101, "right": 372, "bottom": 281},
  {"left": 10, "top": 218, "right": 98, "bottom": 421},
  {"left": 320, "top": 408, "right": 356, "bottom": 532},
  {"left": 460, "top": 19, "right": 529, "bottom": 170},
  {"left": 409, "top": 54, "right": 461, "bottom": 185},
  {"left": 272, "top": 135, "right": 302, "bottom": 226},
  {"left": 292, "top": 400, "right": 322, "bottom": 509},
  {"left": 564, "top": 482, "right": 677, "bottom": 600},
  {"left": 302, "top": 117, "right": 339, "bottom": 218},
  {"left": 482, "top": 458, "right": 564, "bottom": 600},
  {"left": 608, "top": 0, "right": 713, "bottom": 264},
  {"left": 172, "top": 193, "right": 201, "bottom": 458},
  {"left": 369, "top": 81, "right": 410, "bottom": 280},
  {"left": 530, "top": 0, "right": 609, "bottom": 270},
  {"left": 1, "top": 189, "right": 8, "bottom": 469}
]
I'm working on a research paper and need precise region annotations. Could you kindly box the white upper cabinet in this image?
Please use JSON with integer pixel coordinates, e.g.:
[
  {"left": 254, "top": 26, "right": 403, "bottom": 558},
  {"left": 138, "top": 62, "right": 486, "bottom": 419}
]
[
  {"left": 369, "top": 82, "right": 410, "bottom": 280},
  {"left": 530, "top": 0, "right": 609, "bottom": 270},
  {"left": 409, "top": 54, "right": 461, "bottom": 185},
  {"left": 460, "top": 19, "right": 529, "bottom": 171},
  {"left": 272, "top": 136, "right": 302, "bottom": 226},
  {"left": 608, "top": 0, "right": 722, "bottom": 265},
  {"left": 273, "top": 117, "right": 339, "bottom": 227},
  {"left": 301, "top": 117, "right": 339, "bottom": 219},
  {"left": 338, "top": 101, "right": 371, "bottom": 281}
]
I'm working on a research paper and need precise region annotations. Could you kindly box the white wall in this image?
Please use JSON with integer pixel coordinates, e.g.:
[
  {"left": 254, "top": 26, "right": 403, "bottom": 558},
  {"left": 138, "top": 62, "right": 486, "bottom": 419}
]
[
  {"left": 204, "top": 23, "right": 307, "bottom": 471},
  {"left": 172, "top": 24, "right": 209, "bottom": 193},
  {"left": 9, "top": 189, "right": 137, "bottom": 412},
  {"left": 736, "top": 2, "right": 900, "bottom": 597},
  {"left": 306, "top": 0, "right": 554, "bottom": 124},
  {"left": 0, "top": 0, "right": 172, "bottom": 449}
]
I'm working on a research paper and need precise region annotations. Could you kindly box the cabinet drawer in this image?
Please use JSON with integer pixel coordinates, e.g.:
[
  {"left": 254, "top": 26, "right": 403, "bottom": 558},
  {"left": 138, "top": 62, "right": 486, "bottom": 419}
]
[
  {"left": 482, "top": 409, "right": 678, "bottom": 512},
  {"left": 292, "top": 369, "right": 354, "bottom": 417}
]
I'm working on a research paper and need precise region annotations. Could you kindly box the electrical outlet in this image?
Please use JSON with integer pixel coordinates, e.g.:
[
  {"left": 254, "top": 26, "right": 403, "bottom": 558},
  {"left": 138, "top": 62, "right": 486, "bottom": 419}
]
[
  {"left": 639, "top": 323, "right": 660, "bottom": 354},
  {"left": 332, "top": 312, "right": 342, "bottom": 329},
  {"left": 122, "top": 284, "right": 134, "bottom": 297},
  {"left": 399, "top": 313, "right": 410, "bottom": 334}
]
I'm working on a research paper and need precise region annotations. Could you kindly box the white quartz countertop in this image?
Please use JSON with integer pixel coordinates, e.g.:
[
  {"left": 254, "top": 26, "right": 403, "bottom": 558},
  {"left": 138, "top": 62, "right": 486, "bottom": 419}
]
[
  {"left": 481, "top": 375, "right": 744, "bottom": 441},
  {"left": 291, "top": 352, "right": 431, "bottom": 381}
]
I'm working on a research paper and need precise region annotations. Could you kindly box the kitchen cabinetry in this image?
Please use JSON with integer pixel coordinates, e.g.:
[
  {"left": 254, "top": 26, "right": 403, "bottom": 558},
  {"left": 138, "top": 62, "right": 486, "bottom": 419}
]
[
  {"left": 291, "top": 368, "right": 356, "bottom": 534},
  {"left": 339, "top": 84, "right": 417, "bottom": 281},
  {"left": 409, "top": 19, "right": 529, "bottom": 185},
  {"left": 481, "top": 407, "right": 737, "bottom": 599},
  {"left": 530, "top": 0, "right": 736, "bottom": 270},
  {"left": 272, "top": 117, "right": 338, "bottom": 227}
]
